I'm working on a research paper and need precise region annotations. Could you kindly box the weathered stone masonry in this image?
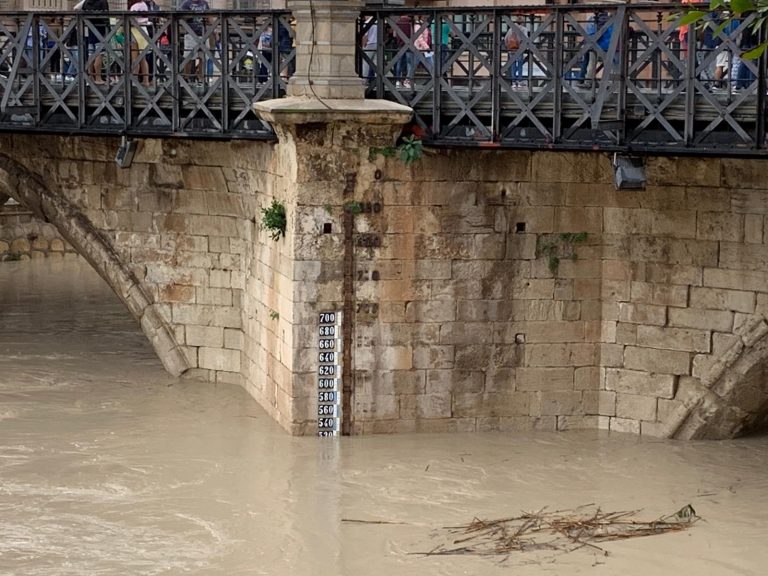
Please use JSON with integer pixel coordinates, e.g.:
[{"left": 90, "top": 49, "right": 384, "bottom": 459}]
[
  {"left": 0, "top": 200, "right": 77, "bottom": 260},
  {"left": 2, "top": 129, "right": 768, "bottom": 439}
]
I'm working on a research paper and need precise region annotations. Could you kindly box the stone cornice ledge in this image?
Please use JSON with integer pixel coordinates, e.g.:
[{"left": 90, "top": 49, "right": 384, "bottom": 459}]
[{"left": 254, "top": 97, "right": 413, "bottom": 126}]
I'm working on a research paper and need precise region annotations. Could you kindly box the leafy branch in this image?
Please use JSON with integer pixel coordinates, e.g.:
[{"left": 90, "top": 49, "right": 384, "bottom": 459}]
[
  {"left": 368, "top": 136, "right": 424, "bottom": 165},
  {"left": 397, "top": 135, "right": 424, "bottom": 165},
  {"left": 678, "top": 0, "right": 768, "bottom": 60},
  {"left": 261, "top": 199, "right": 286, "bottom": 242}
]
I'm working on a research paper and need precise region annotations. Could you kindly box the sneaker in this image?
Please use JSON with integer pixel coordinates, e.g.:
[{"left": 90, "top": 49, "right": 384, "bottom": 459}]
[
  {"left": 395, "top": 81, "right": 402, "bottom": 89},
  {"left": 403, "top": 80, "right": 412, "bottom": 89}
]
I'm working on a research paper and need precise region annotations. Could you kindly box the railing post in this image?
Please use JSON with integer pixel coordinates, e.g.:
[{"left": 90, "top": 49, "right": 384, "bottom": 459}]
[
  {"left": 684, "top": 17, "right": 696, "bottom": 147},
  {"left": 32, "top": 15, "right": 39, "bottom": 127},
  {"left": 491, "top": 10, "right": 500, "bottom": 141},
  {"left": 286, "top": 0, "right": 365, "bottom": 99},
  {"left": 77, "top": 14, "right": 85, "bottom": 130},
  {"left": 757, "top": 21, "right": 766, "bottom": 150},
  {"left": 375, "top": 9, "right": 384, "bottom": 99},
  {"left": 553, "top": 9, "right": 563, "bottom": 144},
  {"left": 171, "top": 13, "right": 180, "bottom": 133},
  {"left": 271, "top": 12, "right": 280, "bottom": 98},
  {"left": 618, "top": 5, "right": 630, "bottom": 147},
  {"left": 221, "top": 14, "right": 230, "bottom": 132},
  {"left": 124, "top": 13, "right": 132, "bottom": 134}
]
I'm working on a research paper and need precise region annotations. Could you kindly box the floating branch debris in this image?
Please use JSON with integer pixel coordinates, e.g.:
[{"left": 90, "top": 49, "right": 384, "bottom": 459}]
[
  {"left": 417, "top": 504, "right": 699, "bottom": 558},
  {"left": 341, "top": 518, "right": 409, "bottom": 525}
]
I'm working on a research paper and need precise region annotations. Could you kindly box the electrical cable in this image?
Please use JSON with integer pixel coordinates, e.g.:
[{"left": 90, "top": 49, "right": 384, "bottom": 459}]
[{"left": 307, "top": 0, "right": 331, "bottom": 109}]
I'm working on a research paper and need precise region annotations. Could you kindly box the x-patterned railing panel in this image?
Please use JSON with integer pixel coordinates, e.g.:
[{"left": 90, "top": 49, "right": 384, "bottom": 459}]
[
  {"left": 497, "top": 10, "right": 558, "bottom": 145},
  {"left": 0, "top": 9, "right": 293, "bottom": 139},
  {"left": 360, "top": 4, "right": 767, "bottom": 155}
]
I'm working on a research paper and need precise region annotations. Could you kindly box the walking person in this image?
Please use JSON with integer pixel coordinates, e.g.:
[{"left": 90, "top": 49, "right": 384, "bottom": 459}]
[
  {"left": 579, "top": 10, "right": 612, "bottom": 89},
  {"left": 256, "top": 22, "right": 272, "bottom": 85},
  {"left": 76, "top": 0, "right": 110, "bottom": 85},
  {"left": 735, "top": 16, "right": 757, "bottom": 90},
  {"left": 361, "top": 16, "right": 378, "bottom": 82},
  {"left": 277, "top": 17, "right": 294, "bottom": 80},
  {"left": 129, "top": 0, "right": 151, "bottom": 88},
  {"left": 62, "top": 24, "right": 79, "bottom": 81},
  {"left": 393, "top": 14, "right": 413, "bottom": 89},
  {"left": 431, "top": 15, "right": 451, "bottom": 77},
  {"left": 504, "top": 18, "right": 525, "bottom": 87},
  {"left": 413, "top": 15, "right": 432, "bottom": 75},
  {"left": 179, "top": 0, "right": 211, "bottom": 84}
]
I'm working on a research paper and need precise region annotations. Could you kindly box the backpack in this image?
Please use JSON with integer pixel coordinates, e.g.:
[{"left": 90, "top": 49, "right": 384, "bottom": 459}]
[
  {"left": 259, "top": 29, "right": 273, "bottom": 50},
  {"left": 505, "top": 26, "right": 521, "bottom": 50},
  {"left": 414, "top": 24, "right": 431, "bottom": 51},
  {"left": 595, "top": 12, "right": 613, "bottom": 51}
]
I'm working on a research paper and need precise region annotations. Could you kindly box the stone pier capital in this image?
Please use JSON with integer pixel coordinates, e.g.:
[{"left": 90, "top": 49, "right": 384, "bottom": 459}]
[{"left": 254, "top": 96, "right": 413, "bottom": 127}]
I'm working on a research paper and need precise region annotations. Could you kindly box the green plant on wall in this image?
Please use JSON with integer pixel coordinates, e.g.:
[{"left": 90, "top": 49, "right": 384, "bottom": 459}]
[
  {"left": 537, "top": 232, "right": 589, "bottom": 274},
  {"left": 261, "top": 200, "right": 286, "bottom": 242},
  {"left": 397, "top": 135, "right": 423, "bottom": 165},
  {"left": 343, "top": 201, "right": 363, "bottom": 214},
  {"left": 368, "top": 145, "right": 396, "bottom": 162},
  {"left": 368, "top": 136, "right": 424, "bottom": 166}
]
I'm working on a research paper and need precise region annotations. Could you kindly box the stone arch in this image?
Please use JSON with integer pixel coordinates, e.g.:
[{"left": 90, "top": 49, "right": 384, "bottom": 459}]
[
  {"left": 0, "top": 153, "right": 190, "bottom": 376},
  {"left": 665, "top": 320, "right": 768, "bottom": 439}
]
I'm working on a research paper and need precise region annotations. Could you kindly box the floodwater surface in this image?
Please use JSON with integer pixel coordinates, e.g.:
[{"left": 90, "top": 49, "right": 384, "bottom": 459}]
[{"left": 1, "top": 258, "right": 767, "bottom": 576}]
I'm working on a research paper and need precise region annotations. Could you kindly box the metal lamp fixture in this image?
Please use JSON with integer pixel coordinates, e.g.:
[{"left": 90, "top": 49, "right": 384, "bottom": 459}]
[
  {"left": 612, "top": 153, "right": 646, "bottom": 190},
  {"left": 115, "top": 136, "right": 137, "bottom": 169}
]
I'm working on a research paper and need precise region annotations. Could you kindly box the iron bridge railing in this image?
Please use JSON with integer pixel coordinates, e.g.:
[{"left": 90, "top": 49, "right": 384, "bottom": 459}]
[
  {"left": 0, "top": 10, "right": 294, "bottom": 139},
  {"left": 359, "top": 4, "right": 768, "bottom": 155},
  {"left": 2, "top": 4, "right": 767, "bottom": 154}
]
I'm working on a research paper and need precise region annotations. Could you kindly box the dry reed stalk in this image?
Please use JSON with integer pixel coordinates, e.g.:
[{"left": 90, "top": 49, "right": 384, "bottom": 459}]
[{"left": 417, "top": 504, "right": 699, "bottom": 558}]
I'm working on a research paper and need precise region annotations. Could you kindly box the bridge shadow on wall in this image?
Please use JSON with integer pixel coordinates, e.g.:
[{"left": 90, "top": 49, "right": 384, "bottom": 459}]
[{"left": 0, "top": 155, "right": 189, "bottom": 377}]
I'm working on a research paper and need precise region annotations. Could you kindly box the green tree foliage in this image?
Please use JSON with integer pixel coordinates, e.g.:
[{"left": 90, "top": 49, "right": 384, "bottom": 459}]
[{"left": 680, "top": 0, "right": 768, "bottom": 60}]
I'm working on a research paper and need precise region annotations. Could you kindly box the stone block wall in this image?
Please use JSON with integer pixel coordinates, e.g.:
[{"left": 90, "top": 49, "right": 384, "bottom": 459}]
[
  {"left": 240, "top": 135, "right": 296, "bottom": 432},
  {"left": 326, "top": 149, "right": 768, "bottom": 438},
  {"left": 0, "top": 134, "right": 274, "bottom": 390},
  {"left": 596, "top": 156, "right": 768, "bottom": 438},
  {"left": 0, "top": 202, "right": 78, "bottom": 260},
  {"left": 340, "top": 149, "right": 607, "bottom": 434},
  {"left": 2, "top": 128, "right": 767, "bottom": 439}
]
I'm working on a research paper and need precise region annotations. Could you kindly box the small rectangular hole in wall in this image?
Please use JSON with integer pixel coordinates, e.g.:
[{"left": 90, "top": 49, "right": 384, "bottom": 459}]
[
  {"left": 515, "top": 222, "right": 526, "bottom": 233},
  {"left": 323, "top": 223, "right": 332, "bottom": 234}
]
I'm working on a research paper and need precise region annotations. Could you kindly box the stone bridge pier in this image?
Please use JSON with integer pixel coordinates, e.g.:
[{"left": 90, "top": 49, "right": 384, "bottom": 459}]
[{"left": 1, "top": 0, "right": 768, "bottom": 439}]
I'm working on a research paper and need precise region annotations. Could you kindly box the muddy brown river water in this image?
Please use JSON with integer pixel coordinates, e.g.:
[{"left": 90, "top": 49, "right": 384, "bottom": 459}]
[{"left": 0, "top": 258, "right": 766, "bottom": 576}]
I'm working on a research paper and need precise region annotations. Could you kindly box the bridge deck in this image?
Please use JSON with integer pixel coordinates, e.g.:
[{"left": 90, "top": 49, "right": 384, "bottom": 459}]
[{"left": 0, "top": 4, "right": 766, "bottom": 155}]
